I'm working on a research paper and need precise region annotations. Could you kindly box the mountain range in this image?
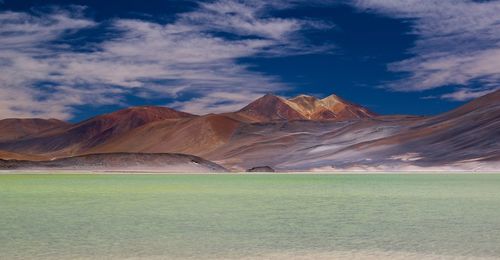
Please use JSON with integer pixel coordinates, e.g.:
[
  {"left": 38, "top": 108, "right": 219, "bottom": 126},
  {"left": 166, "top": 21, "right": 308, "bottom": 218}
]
[{"left": 0, "top": 90, "right": 498, "bottom": 172}]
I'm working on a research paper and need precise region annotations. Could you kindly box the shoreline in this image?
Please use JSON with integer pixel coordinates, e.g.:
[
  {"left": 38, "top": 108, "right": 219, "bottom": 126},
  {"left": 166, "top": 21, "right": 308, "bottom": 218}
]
[{"left": 1, "top": 170, "right": 499, "bottom": 175}]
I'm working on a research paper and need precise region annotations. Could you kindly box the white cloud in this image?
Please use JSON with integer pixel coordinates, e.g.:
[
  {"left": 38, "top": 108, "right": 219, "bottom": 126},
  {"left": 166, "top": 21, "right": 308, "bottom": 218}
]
[
  {"left": 0, "top": 1, "right": 333, "bottom": 119},
  {"left": 169, "top": 91, "right": 263, "bottom": 115},
  {"left": 0, "top": 8, "right": 97, "bottom": 119},
  {"left": 441, "top": 88, "right": 497, "bottom": 102},
  {"left": 352, "top": 0, "right": 500, "bottom": 100}
]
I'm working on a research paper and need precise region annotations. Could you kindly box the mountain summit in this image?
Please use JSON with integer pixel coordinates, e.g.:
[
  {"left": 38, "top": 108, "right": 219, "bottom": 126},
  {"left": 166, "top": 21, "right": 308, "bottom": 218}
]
[
  {"left": 235, "top": 93, "right": 376, "bottom": 122},
  {"left": 235, "top": 94, "right": 306, "bottom": 122}
]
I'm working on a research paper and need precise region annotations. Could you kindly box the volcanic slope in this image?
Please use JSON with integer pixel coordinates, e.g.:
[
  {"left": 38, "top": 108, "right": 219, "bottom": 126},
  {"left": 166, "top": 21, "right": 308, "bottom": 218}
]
[
  {"left": 217, "top": 90, "right": 500, "bottom": 171},
  {"left": 0, "top": 106, "right": 195, "bottom": 156},
  {"left": 0, "top": 118, "right": 70, "bottom": 142},
  {"left": 88, "top": 114, "right": 241, "bottom": 158}
]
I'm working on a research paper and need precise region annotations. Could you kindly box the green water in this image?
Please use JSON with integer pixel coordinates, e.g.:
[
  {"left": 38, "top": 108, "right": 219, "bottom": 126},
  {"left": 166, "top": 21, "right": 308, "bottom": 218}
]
[{"left": 1, "top": 174, "right": 500, "bottom": 259}]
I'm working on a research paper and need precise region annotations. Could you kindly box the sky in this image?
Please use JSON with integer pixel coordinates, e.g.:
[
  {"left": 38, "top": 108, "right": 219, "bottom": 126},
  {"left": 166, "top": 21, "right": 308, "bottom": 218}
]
[{"left": 0, "top": 0, "right": 499, "bottom": 122}]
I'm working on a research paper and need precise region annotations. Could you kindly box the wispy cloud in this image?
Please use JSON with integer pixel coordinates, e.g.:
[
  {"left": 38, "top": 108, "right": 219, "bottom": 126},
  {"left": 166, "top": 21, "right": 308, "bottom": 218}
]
[
  {"left": 0, "top": 1, "right": 333, "bottom": 119},
  {"left": 352, "top": 0, "right": 500, "bottom": 100},
  {"left": 0, "top": 7, "right": 97, "bottom": 119},
  {"left": 440, "top": 88, "right": 496, "bottom": 102}
]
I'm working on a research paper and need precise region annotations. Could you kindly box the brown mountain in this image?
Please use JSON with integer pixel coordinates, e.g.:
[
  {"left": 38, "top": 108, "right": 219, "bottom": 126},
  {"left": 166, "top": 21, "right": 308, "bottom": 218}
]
[
  {"left": 232, "top": 94, "right": 306, "bottom": 122},
  {"left": 63, "top": 106, "right": 195, "bottom": 149},
  {"left": 231, "top": 93, "right": 375, "bottom": 122},
  {"left": 346, "top": 89, "right": 500, "bottom": 165},
  {"left": 0, "top": 106, "right": 195, "bottom": 156},
  {"left": 87, "top": 114, "right": 241, "bottom": 158},
  {"left": 0, "top": 118, "right": 70, "bottom": 142},
  {"left": 211, "top": 90, "right": 500, "bottom": 171},
  {"left": 0, "top": 91, "right": 498, "bottom": 172}
]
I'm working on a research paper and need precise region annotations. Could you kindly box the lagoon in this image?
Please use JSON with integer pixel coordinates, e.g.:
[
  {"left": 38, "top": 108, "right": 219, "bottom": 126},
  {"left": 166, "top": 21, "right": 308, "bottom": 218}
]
[{"left": 1, "top": 174, "right": 500, "bottom": 259}]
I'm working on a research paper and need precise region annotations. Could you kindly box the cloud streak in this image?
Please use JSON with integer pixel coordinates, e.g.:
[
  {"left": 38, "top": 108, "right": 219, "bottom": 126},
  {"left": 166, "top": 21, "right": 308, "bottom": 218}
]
[
  {"left": 352, "top": 0, "right": 500, "bottom": 100},
  {"left": 0, "top": 1, "right": 333, "bottom": 119},
  {"left": 0, "top": 8, "right": 97, "bottom": 119}
]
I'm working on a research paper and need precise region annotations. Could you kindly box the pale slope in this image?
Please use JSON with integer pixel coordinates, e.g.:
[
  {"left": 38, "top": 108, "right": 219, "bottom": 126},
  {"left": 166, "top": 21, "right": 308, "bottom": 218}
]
[
  {"left": 222, "top": 90, "right": 500, "bottom": 171},
  {"left": 0, "top": 153, "right": 228, "bottom": 173}
]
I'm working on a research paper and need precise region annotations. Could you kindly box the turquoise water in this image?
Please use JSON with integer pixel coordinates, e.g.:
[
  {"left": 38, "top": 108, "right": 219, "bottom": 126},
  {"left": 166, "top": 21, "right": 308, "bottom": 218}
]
[{"left": 1, "top": 174, "right": 500, "bottom": 259}]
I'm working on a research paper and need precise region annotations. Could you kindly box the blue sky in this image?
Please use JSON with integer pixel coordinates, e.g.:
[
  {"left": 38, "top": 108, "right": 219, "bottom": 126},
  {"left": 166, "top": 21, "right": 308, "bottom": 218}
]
[{"left": 1, "top": 0, "right": 499, "bottom": 122}]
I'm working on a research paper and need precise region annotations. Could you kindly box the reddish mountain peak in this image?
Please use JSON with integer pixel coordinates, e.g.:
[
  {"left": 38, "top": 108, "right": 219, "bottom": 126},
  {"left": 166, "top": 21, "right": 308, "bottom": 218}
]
[
  {"left": 237, "top": 94, "right": 306, "bottom": 122},
  {"left": 242, "top": 93, "right": 284, "bottom": 105},
  {"left": 236, "top": 92, "right": 377, "bottom": 122},
  {"left": 286, "top": 93, "right": 376, "bottom": 120},
  {"left": 62, "top": 106, "right": 196, "bottom": 151}
]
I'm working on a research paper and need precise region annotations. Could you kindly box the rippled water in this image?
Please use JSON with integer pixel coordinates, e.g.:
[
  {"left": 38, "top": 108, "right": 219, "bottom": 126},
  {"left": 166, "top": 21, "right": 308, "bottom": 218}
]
[{"left": 1, "top": 174, "right": 500, "bottom": 259}]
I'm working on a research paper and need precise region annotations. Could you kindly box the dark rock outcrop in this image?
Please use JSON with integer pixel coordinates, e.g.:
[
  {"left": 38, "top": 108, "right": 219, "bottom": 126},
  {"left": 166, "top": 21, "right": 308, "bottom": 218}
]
[{"left": 246, "top": 166, "right": 275, "bottom": 172}]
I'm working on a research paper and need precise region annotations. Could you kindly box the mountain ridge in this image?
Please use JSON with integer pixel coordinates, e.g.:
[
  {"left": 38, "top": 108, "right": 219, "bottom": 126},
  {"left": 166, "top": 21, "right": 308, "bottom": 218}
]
[{"left": 0, "top": 90, "right": 498, "bottom": 172}]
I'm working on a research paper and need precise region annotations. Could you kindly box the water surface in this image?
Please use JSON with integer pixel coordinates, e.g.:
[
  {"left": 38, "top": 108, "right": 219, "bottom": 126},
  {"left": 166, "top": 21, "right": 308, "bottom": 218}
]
[{"left": 1, "top": 174, "right": 500, "bottom": 259}]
